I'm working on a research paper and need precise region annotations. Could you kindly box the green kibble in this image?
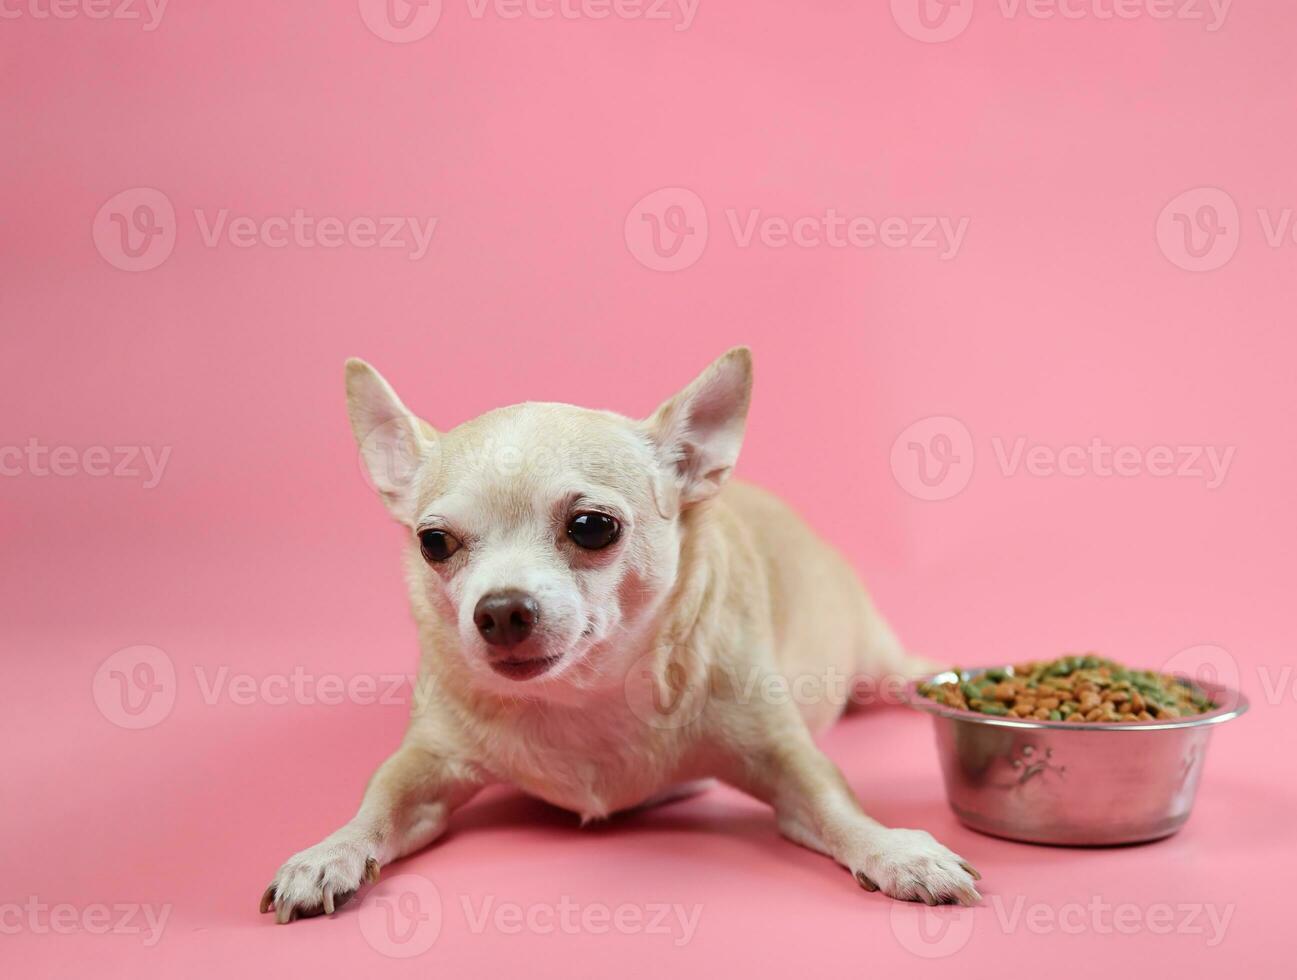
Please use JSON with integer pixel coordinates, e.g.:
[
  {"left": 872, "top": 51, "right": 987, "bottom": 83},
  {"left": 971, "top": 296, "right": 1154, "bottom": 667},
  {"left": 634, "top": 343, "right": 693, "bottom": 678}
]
[{"left": 947, "top": 656, "right": 1215, "bottom": 724}]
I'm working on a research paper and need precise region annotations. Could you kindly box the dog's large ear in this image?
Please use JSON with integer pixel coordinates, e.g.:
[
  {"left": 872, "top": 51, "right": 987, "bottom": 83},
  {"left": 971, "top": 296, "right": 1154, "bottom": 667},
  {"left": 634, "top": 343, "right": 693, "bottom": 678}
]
[
  {"left": 646, "top": 347, "right": 753, "bottom": 510},
  {"left": 345, "top": 359, "right": 435, "bottom": 524}
]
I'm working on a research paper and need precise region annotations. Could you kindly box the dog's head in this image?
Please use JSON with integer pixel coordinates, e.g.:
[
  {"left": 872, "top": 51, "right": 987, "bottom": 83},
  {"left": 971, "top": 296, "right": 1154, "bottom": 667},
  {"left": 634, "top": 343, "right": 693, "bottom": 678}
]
[{"left": 346, "top": 349, "right": 752, "bottom": 697}]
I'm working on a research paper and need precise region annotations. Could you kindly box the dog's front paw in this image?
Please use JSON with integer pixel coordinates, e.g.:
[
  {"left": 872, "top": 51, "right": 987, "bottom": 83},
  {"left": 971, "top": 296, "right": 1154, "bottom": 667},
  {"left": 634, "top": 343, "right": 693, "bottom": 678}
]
[
  {"left": 851, "top": 828, "right": 981, "bottom": 906},
  {"left": 259, "top": 834, "right": 381, "bottom": 924}
]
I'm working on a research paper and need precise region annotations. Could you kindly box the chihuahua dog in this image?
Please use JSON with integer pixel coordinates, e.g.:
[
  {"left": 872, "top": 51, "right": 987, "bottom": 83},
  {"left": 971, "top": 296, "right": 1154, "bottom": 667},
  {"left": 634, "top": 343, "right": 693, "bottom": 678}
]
[{"left": 260, "top": 348, "right": 981, "bottom": 922}]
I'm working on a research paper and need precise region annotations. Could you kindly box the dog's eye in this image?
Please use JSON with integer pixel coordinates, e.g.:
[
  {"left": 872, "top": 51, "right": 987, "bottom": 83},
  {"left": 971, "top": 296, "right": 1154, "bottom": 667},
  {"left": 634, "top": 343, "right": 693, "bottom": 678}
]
[
  {"left": 418, "top": 529, "right": 462, "bottom": 563},
  {"left": 567, "top": 512, "right": 621, "bottom": 551}
]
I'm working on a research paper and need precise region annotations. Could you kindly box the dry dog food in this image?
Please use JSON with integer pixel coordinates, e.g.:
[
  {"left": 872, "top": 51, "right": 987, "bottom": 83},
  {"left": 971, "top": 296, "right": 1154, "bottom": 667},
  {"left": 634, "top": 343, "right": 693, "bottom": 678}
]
[{"left": 919, "top": 655, "right": 1215, "bottom": 723}]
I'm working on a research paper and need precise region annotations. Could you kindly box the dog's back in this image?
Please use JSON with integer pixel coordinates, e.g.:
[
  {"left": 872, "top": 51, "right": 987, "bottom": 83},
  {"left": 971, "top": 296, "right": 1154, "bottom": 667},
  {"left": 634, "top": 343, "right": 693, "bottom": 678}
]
[{"left": 711, "top": 481, "right": 915, "bottom": 731}]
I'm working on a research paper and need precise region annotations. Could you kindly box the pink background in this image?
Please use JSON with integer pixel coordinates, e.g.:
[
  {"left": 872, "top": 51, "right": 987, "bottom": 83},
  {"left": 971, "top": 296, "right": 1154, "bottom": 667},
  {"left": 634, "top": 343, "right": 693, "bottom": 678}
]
[{"left": 2, "top": 1, "right": 1294, "bottom": 976}]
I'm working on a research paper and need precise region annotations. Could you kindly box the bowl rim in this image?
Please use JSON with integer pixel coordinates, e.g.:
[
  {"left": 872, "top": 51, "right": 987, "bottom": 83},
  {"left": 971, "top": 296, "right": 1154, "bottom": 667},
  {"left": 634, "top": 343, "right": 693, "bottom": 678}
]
[{"left": 904, "top": 667, "right": 1249, "bottom": 731}]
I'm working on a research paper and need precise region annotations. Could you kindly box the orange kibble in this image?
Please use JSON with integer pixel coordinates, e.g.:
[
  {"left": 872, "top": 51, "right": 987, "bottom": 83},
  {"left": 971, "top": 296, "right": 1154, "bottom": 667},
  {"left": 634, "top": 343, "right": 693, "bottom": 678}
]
[{"left": 944, "top": 657, "right": 1214, "bottom": 725}]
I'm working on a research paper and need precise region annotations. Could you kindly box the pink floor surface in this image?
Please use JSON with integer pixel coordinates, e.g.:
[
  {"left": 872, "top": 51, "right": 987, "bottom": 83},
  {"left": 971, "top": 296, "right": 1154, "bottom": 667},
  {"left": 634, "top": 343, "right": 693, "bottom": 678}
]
[{"left": 4, "top": 560, "right": 1291, "bottom": 977}]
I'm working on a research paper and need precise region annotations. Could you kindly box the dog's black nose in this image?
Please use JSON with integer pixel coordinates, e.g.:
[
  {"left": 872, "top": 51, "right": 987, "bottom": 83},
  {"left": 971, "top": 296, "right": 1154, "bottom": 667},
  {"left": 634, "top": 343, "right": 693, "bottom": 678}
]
[{"left": 474, "top": 590, "right": 539, "bottom": 648}]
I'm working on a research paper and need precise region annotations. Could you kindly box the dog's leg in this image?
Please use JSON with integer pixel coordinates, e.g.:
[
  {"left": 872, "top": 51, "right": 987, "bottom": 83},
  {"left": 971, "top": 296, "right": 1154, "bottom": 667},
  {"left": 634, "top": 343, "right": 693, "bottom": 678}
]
[
  {"left": 260, "top": 742, "right": 482, "bottom": 923},
  {"left": 722, "top": 727, "right": 981, "bottom": 905}
]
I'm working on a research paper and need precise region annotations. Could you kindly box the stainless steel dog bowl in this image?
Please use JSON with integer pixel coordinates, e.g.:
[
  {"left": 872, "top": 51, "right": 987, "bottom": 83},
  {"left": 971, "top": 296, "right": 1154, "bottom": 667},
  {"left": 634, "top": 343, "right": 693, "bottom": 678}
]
[{"left": 905, "top": 670, "right": 1248, "bottom": 846}]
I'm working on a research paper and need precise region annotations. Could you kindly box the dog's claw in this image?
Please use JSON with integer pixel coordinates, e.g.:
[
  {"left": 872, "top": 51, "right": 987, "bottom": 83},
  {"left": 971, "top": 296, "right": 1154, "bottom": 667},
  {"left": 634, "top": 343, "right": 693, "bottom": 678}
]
[
  {"left": 855, "top": 871, "right": 879, "bottom": 892},
  {"left": 263, "top": 839, "right": 377, "bottom": 924},
  {"left": 916, "top": 885, "right": 938, "bottom": 907},
  {"left": 960, "top": 861, "right": 982, "bottom": 881}
]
